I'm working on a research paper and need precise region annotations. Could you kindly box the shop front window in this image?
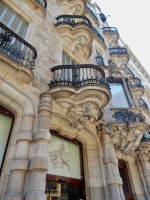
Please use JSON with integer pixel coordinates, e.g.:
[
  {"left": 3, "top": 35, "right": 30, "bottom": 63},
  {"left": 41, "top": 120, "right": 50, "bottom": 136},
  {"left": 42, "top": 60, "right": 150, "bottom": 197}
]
[
  {"left": 0, "top": 105, "right": 14, "bottom": 174},
  {"left": 46, "top": 131, "right": 85, "bottom": 200}
]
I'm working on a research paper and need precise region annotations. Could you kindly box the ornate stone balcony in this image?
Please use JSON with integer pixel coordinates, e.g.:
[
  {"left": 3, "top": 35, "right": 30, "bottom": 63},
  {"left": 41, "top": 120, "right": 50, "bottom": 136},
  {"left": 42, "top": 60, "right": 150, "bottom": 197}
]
[
  {"left": 108, "top": 46, "right": 129, "bottom": 69},
  {"left": 86, "top": 7, "right": 99, "bottom": 25},
  {"left": 22, "top": 0, "right": 47, "bottom": 17},
  {"left": 102, "top": 27, "right": 119, "bottom": 48},
  {"left": 49, "top": 64, "right": 111, "bottom": 130},
  {"left": 55, "top": 15, "right": 93, "bottom": 59},
  {"left": 127, "top": 77, "right": 144, "bottom": 103},
  {"left": 59, "top": 0, "right": 86, "bottom": 15},
  {"left": 0, "top": 22, "right": 37, "bottom": 83},
  {"left": 104, "top": 108, "right": 148, "bottom": 155}
]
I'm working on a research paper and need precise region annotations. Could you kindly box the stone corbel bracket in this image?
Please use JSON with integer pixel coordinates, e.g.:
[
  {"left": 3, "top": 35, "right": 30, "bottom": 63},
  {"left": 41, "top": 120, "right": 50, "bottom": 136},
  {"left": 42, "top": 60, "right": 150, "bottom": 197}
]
[
  {"left": 50, "top": 85, "right": 111, "bottom": 130},
  {"left": 56, "top": 23, "right": 94, "bottom": 59},
  {"left": 107, "top": 122, "right": 148, "bottom": 156}
]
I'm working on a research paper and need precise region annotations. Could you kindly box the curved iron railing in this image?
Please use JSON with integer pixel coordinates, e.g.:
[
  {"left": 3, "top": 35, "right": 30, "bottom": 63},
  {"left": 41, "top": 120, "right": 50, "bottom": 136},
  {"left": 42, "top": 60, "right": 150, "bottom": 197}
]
[
  {"left": 139, "top": 98, "right": 149, "bottom": 111},
  {"left": 95, "top": 56, "right": 106, "bottom": 67},
  {"left": 0, "top": 22, "right": 37, "bottom": 70},
  {"left": 141, "top": 127, "right": 150, "bottom": 142},
  {"left": 49, "top": 64, "right": 110, "bottom": 88},
  {"left": 36, "top": 0, "right": 47, "bottom": 9},
  {"left": 102, "top": 27, "right": 119, "bottom": 34},
  {"left": 109, "top": 46, "right": 128, "bottom": 56},
  {"left": 92, "top": 26, "right": 105, "bottom": 44},
  {"left": 55, "top": 15, "right": 92, "bottom": 28},
  {"left": 86, "top": 7, "right": 98, "bottom": 21}
]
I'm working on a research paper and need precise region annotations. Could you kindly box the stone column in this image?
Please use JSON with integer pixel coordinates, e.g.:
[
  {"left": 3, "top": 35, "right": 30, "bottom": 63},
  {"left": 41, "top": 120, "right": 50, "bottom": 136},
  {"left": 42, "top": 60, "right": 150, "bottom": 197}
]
[
  {"left": 138, "top": 149, "right": 150, "bottom": 195},
  {"left": 4, "top": 114, "right": 35, "bottom": 200},
  {"left": 101, "top": 126, "right": 125, "bottom": 200},
  {"left": 26, "top": 92, "right": 52, "bottom": 200}
]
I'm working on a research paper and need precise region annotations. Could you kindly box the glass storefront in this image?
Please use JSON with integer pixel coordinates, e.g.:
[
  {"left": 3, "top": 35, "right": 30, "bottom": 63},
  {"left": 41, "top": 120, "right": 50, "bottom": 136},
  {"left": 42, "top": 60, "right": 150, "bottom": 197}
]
[
  {"left": 0, "top": 105, "right": 14, "bottom": 173},
  {"left": 46, "top": 131, "right": 85, "bottom": 200}
]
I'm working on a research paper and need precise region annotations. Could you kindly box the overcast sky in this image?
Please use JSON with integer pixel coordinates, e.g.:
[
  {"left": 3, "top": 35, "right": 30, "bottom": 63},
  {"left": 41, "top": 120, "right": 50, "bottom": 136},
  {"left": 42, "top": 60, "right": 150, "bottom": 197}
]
[{"left": 93, "top": 0, "right": 150, "bottom": 74}]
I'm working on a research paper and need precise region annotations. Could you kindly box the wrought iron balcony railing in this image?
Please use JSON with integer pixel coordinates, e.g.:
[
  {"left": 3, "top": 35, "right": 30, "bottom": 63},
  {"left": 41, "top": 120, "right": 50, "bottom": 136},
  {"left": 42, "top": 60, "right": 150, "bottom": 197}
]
[
  {"left": 95, "top": 56, "right": 106, "bottom": 67},
  {"left": 102, "top": 27, "right": 119, "bottom": 34},
  {"left": 55, "top": 15, "right": 92, "bottom": 28},
  {"left": 109, "top": 46, "right": 128, "bottom": 56},
  {"left": 0, "top": 22, "right": 37, "bottom": 70},
  {"left": 86, "top": 7, "right": 98, "bottom": 21},
  {"left": 92, "top": 26, "right": 105, "bottom": 44},
  {"left": 139, "top": 98, "right": 149, "bottom": 111},
  {"left": 36, "top": 0, "right": 47, "bottom": 9},
  {"left": 49, "top": 64, "right": 110, "bottom": 89},
  {"left": 141, "top": 126, "right": 150, "bottom": 142}
]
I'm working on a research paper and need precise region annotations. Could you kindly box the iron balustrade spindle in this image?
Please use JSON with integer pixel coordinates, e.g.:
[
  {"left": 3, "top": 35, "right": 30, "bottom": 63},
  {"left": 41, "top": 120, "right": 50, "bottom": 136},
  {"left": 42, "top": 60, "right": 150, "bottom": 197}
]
[
  {"left": 0, "top": 22, "right": 37, "bottom": 70},
  {"left": 55, "top": 15, "right": 92, "bottom": 28},
  {"left": 102, "top": 27, "right": 119, "bottom": 34},
  {"left": 49, "top": 64, "right": 109, "bottom": 89},
  {"left": 36, "top": 0, "right": 47, "bottom": 9},
  {"left": 109, "top": 46, "right": 128, "bottom": 56}
]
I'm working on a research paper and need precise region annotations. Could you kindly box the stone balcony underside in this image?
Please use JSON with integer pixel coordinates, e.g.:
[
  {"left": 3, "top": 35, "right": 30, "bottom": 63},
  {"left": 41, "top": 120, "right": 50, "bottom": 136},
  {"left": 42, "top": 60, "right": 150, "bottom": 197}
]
[
  {"left": 0, "top": 22, "right": 37, "bottom": 83},
  {"left": 102, "top": 27, "right": 119, "bottom": 48},
  {"left": 55, "top": 15, "right": 94, "bottom": 59},
  {"left": 105, "top": 109, "right": 148, "bottom": 155},
  {"left": 22, "top": 0, "right": 47, "bottom": 18},
  {"left": 60, "top": 0, "right": 86, "bottom": 15}
]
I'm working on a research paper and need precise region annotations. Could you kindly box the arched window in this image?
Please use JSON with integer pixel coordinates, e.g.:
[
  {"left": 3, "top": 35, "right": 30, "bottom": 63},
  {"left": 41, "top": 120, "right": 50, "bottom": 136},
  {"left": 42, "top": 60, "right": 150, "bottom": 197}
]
[
  {"left": 45, "top": 130, "right": 85, "bottom": 200},
  {"left": 0, "top": 105, "right": 14, "bottom": 174},
  {"left": 119, "top": 160, "right": 133, "bottom": 200}
]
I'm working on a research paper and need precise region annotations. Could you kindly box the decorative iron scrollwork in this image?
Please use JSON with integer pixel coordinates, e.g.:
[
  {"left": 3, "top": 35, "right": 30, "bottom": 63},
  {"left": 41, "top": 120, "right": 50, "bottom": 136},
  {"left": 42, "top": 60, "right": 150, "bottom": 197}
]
[
  {"left": 114, "top": 110, "right": 145, "bottom": 123},
  {"left": 128, "top": 77, "right": 144, "bottom": 89}
]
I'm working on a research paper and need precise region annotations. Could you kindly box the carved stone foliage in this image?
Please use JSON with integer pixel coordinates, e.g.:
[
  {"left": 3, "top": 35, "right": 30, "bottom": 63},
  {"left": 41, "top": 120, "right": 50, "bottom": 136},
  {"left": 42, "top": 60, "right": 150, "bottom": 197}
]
[
  {"left": 108, "top": 123, "right": 148, "bottom": 155},
  {"left": 67, "top": 101, "right": 103, "bottom": 130},
  {"left": 127, "top": 77, "right": 144, "bottom": 89},
  {"left": 114, "top": 110, "right": 146, "bottom": 123}
]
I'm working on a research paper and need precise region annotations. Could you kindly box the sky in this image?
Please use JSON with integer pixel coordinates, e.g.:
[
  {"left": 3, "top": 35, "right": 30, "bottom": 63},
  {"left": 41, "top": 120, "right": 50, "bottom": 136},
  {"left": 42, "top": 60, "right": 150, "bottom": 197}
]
[{"left": 93, "top": 0, "right": 150, "bottom": 75}]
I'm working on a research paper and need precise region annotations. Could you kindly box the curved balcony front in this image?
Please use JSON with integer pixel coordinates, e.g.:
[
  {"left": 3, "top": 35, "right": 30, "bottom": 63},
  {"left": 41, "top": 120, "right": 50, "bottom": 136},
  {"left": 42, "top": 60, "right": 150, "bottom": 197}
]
[
  {"left": 109, "top": 46, "right": 129, "bottom": 69},
  {"left": 127, "top": 77, "right": 144, "bottom": 103},
  {"left": 102, "top": 27, "right": 119, "bottom": 47},
  {"left": 55, "top": 15, "right": 94, "bottom": 59},
  {"left": 0, "top": 22, "right": 37, "bottom": 83},
  {"left": 22, "top": 0, "right": 47, "bottom": 17},
  {"left": 60, "top": 0, "right": 86, "bottom": 15},
  {"left": 49, "top": 64, "right": 111, "bottom": 109}
]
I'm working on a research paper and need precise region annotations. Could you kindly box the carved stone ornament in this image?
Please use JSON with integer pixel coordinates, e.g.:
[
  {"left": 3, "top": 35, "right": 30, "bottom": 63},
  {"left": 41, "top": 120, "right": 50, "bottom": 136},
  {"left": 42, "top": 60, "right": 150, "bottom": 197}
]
[
  {"left": 73, "top": 35, "right": 87, "bottom": 54},
  {"left": 67, "top": 101, "right": 103, "bottom": 130},
  {"left": 73, "top": 4, "right": 82, "bottom": 15},
  {"left": 108, "top": 59, "right": 117, "bottom": 68},
  {"left": 109, "top": 123, "right": 148, "bottom": 155}
]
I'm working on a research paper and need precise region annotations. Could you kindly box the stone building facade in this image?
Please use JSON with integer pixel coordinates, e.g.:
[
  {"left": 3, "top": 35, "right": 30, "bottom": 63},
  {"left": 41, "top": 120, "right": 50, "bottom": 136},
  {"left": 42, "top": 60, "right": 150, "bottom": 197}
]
[{"left": 0, "top": 0, "right": 150, "bottom": 200}]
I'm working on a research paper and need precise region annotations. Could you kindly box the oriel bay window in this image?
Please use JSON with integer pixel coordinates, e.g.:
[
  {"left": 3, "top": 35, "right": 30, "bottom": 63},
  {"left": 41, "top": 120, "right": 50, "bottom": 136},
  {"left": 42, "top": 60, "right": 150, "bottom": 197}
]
[
  {"left": 46, "top": 131, "right": 85, "bottom": 200},
  {"left": 104, "top": 78, "right": 129, "bottom": 123}
]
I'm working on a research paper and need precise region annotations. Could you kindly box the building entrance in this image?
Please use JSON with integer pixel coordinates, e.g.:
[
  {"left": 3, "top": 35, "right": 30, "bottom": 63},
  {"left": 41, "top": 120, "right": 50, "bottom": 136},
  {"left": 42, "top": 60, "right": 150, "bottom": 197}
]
[{"left": 46, "top": 131, "right": 85, "bottom": 200}]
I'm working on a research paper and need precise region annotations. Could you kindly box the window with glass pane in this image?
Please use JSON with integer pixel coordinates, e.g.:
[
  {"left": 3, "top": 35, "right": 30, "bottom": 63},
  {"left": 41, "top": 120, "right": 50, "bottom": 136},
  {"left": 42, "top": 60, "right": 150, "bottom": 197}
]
[
  {"left": 104, "top": 83, "right": 129, "bottom": 123},
  {"left": 62, "top": 52, "right": 77, "bottom": 81},
  {"left": 0, "top": 2, "right": 28, "bottom": 38}
]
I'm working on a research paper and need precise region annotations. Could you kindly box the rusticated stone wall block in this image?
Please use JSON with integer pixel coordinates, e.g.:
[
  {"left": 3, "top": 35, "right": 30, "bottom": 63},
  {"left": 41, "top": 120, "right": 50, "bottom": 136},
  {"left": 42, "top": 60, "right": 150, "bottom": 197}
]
[
  {"left": 10, "top": 159, "right": 29, "bottom": 172},
  {"left": 29, "top": 157, "right": 48, "bottom": 172},
  {"left": 103, "top": 155, "right": 118, "bottom": 164},
  {"left": 106, "top": 175, "right": 123, "bottom": 185}
]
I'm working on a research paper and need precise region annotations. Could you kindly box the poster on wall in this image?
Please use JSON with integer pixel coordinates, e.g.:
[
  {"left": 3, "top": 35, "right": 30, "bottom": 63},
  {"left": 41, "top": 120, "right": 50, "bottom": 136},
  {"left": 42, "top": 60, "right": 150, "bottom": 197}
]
[
  {"left": 0, "top": 114, "right": 13, "bottom": 169},
  {"left": 47, "top": 135, "right": 81, "bottom": 179}
]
